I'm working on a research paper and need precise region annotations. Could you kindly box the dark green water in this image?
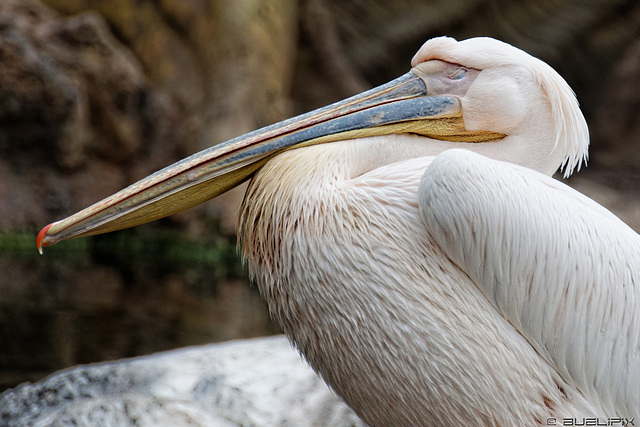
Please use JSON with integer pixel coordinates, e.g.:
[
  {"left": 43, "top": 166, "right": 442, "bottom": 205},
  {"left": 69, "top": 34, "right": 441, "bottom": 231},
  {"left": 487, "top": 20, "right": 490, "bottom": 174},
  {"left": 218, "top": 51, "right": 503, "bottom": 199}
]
[{"left": 0, "top": 228, "right": 279, "bottom": 391}]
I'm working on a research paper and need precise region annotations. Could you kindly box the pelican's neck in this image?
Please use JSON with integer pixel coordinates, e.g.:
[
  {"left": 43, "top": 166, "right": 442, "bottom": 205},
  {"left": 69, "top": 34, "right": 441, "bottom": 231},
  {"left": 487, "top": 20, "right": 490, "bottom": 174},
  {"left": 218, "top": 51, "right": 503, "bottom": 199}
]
[
  {"left": 237, "top": 125, "right": 567, "bottom": 272},
  {"left": 238, "top": 139, "right": 427, "bottom": 328},
  {"left": 468, "top": 111, "right": 566, "bottom": 177}
]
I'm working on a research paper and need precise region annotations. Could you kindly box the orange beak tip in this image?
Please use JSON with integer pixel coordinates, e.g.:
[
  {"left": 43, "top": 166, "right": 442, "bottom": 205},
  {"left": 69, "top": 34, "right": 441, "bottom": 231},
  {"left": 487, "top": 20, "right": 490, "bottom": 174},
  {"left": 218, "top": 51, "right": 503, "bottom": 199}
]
[{"left": 36, "top": 223, "right": 53, "bottom": 255}]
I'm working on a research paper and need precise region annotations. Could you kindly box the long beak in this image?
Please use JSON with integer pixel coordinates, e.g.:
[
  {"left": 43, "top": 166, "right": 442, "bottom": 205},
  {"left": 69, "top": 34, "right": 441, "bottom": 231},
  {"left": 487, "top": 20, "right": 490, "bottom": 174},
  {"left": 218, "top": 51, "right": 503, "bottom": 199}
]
[{"left": 37, "top": 69, "right": 504, "bottom": 252}]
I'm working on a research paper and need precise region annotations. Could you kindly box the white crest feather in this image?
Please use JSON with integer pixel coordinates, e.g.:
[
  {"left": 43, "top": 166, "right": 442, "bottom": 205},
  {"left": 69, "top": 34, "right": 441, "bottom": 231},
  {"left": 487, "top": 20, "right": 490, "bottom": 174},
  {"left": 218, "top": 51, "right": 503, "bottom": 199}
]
[{"left": 412, "top": 37, "right": 589, "bottom": 177}]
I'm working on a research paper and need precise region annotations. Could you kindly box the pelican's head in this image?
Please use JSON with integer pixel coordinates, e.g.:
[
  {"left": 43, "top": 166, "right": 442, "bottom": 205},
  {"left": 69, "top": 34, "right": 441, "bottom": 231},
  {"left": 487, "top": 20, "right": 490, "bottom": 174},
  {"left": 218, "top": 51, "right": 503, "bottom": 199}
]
[
  {"left": 37, "top": 37, "right": 588, "bottom": 250},
  {"left": 412, "top": 37, "right": 588, "bottom": 176}
]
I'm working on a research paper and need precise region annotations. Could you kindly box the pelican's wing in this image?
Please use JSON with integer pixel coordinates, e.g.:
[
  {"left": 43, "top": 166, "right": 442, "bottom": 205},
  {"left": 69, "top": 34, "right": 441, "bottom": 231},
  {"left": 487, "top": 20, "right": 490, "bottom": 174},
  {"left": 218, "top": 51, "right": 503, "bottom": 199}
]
[{"left": 418, "top": 149, "right": 640, "bottom": 416}]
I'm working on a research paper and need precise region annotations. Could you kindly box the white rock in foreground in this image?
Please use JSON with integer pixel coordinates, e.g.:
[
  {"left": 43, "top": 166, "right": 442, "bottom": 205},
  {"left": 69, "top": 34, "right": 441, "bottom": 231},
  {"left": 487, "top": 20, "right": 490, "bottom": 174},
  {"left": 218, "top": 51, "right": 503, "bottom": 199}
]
[{"left": 0, "top": 335, "right": 363, "bottom": 426}]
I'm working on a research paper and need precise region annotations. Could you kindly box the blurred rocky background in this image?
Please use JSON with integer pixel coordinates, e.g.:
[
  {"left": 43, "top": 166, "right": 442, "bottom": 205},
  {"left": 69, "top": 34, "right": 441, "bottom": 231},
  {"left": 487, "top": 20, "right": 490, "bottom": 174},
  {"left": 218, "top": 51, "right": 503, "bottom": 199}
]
[{"left": 0, "top": 0, "right": 638, "bottom": 391}]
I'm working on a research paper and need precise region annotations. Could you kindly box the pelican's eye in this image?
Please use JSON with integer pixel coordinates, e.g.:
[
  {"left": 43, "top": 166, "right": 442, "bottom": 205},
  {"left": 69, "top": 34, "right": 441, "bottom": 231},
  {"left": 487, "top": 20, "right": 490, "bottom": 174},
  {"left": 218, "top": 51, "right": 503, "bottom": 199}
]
[{"left": 449, "top": 68, "right": 467, "bottom": 80}]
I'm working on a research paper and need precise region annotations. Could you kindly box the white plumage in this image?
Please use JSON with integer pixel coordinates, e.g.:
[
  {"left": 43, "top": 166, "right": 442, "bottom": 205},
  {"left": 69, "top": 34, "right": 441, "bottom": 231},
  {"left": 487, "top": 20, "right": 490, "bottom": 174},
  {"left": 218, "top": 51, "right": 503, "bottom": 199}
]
[
  {"left": 239, "top": 38, "right": 638, "bottom": 425},
  {"left": 422, "top": 149, "right": 640, "bottom": 416},
  {"left": 36, "top": 37, "right": 640, "bottom": 426},
  {"left": 240, "top": 143, "right": 639, "bottom": 425}
]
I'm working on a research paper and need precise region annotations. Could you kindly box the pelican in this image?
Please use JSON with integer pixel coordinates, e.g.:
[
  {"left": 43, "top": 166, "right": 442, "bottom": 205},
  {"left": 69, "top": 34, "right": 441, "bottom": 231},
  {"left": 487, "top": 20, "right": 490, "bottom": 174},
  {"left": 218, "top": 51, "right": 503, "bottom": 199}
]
[{"left": 37, "top": 37, "right": 639, "bottom": 425}]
